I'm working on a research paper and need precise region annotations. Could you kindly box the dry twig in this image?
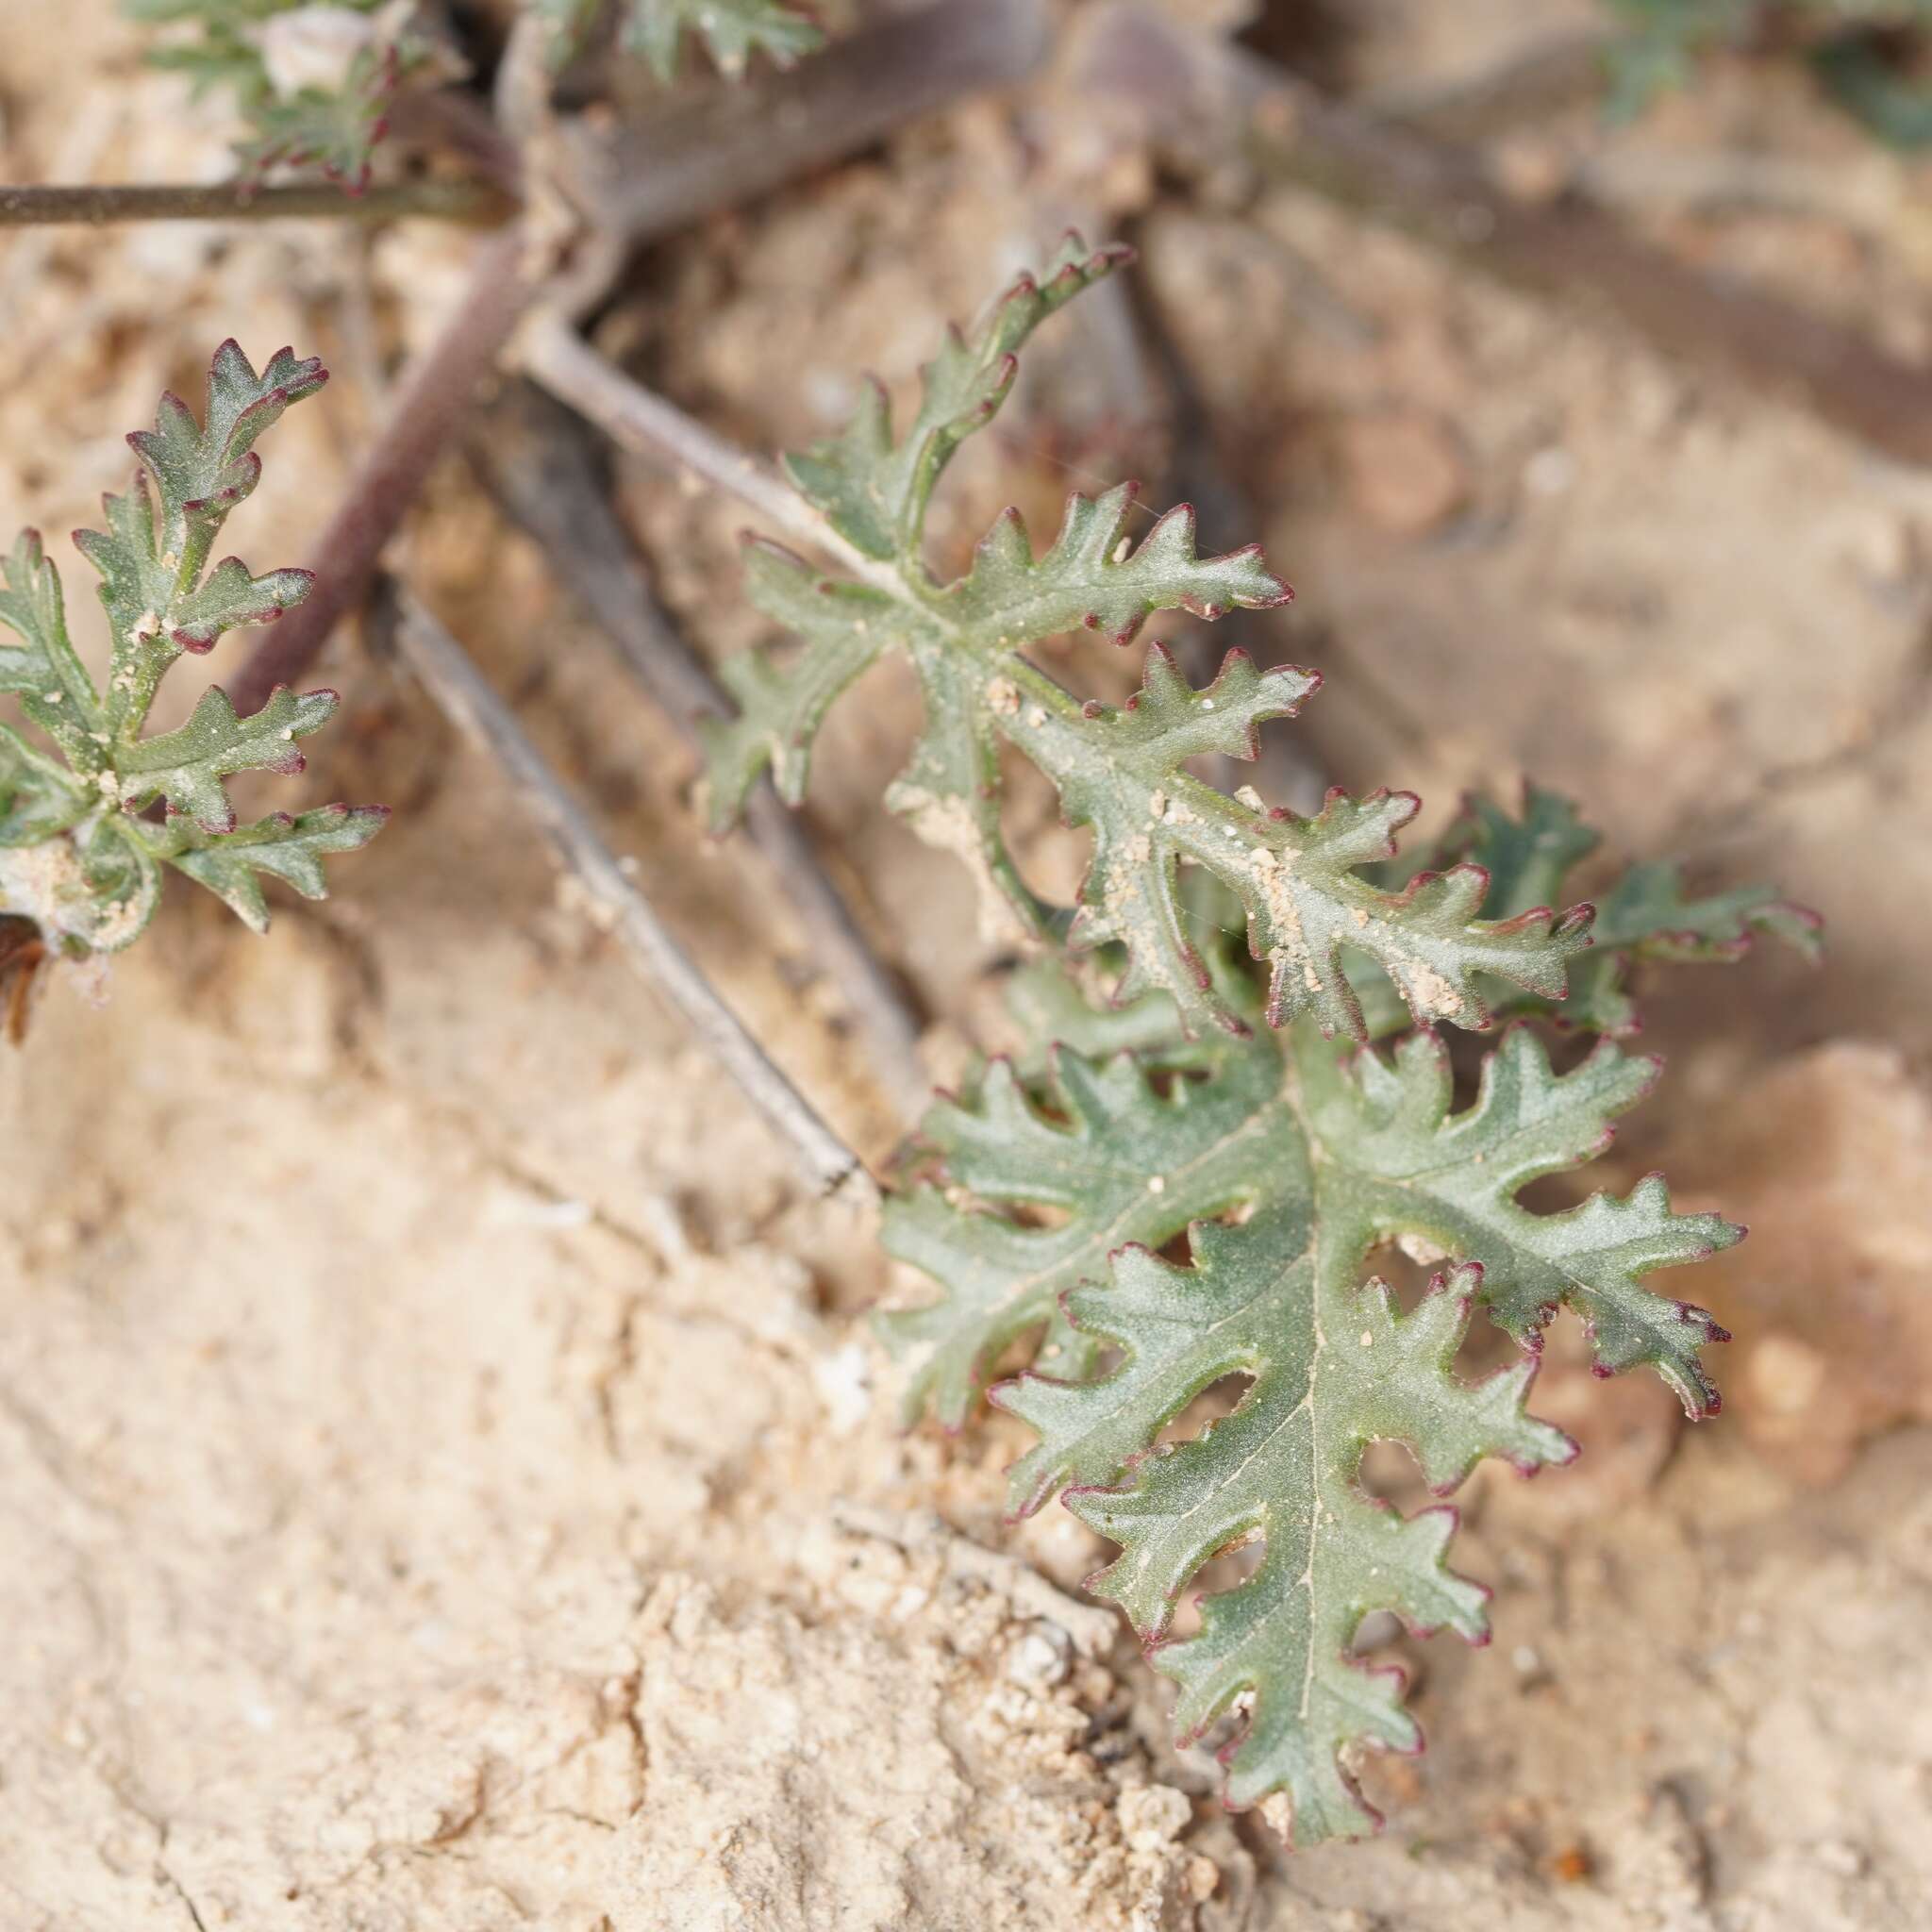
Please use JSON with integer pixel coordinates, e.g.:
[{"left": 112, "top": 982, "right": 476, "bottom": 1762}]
[
  {"left": 0, "top": 178, "right": 511, "bottom": 227},
  {"left": 392, "top": 588, "right": 874, "bottom": 1202},
  {"left": 472, "top": 384, "right": 929, "bottom": 1114}
]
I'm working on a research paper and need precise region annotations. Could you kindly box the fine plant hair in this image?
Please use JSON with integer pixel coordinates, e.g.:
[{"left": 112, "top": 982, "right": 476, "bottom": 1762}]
[
  {"left": 127, "top": 0, "right": 824, "bottom": 190},
  {"left": 693, "top": 236, "right": 1817, "bottom": 1844},
  {"left": 0, "top": 341, "right": 385, "bottom": 1033}
]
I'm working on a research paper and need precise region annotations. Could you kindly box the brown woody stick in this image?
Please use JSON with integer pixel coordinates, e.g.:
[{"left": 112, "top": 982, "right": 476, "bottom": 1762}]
[
  {"left": 392, "top": 589, "right": 875, "bottom": 1202},
  {"left": 229, "top": 225, "right": 538, "bottom": 718},
  {"left": 0, "top": 178, "right": 511, "bottom": 227},
  {"left": 471, "top": 384, "right": 930, "bottom": 1113},
  {"left": 559, "top": 0, "right": 1049, "bottom": 244}
]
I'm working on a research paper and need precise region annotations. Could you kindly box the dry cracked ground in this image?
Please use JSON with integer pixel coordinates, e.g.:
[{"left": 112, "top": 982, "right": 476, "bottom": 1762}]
[{"left": 4, "top": 3, "right": 1932, "bottom": 1928}]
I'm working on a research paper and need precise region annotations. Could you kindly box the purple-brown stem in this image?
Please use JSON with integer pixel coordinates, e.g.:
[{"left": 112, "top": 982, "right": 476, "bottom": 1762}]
[
  {"left": 228, "top": 225, "right": 536, "bottom": 718},
  {"left": 0, "top": 177, "right": 510, "bottom": 226}
]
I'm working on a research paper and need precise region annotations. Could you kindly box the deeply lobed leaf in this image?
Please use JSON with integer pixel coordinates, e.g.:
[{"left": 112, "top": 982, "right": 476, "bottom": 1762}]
[
  {"left": 128, "top": 0, "right": 438, "bottom": 191},
  {"left": 115, "top": 682, "right": 340, "bottom": 833},
  {"left": 1062, "top": 1240, "right": 1570, "bottom": 1840},
  {"left": 1370, "top": 785, "right": 1822, "bottom": 1036},
  {"left": 879, "top": 1022, "right": 1286, "bottom": 1429},
  {"left": 173, "top": 802, "right": 391, "bottom": 932},
  {"left": 884, "top": 1005, "right": 1736, "bottom": 1841},
  {"left": 0, "top": 529, "right": 105, "bottom": 770},
  {"left": 0, "top": 725, "right": 88, "bottom": 848},
  {"left": 0, "top": 345, "right": 382, "bottom": 981},
  {"left": 75, "top": 341, "right": 326, "bottom": 741},
  {"left": 787, "top": 236, "right": 1134, "bottom": 563},
  {"left": 878, "top": 872, "right": 1797, "bottom": 1838},
  {"left": 619, "top": 0, "right": 824, "bottom": 78},
  {"left": 707, "top": 239, "right": 1601, "bottom": 1041},
  {"left": 697, "top": 540, "right": 893, "bottom": 826}
]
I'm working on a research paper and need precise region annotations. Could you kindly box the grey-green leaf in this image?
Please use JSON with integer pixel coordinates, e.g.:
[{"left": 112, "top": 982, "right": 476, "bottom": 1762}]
[
  {"left": 1060, "top": 1236, "right": 1568, "bottom": 1840},
  {"left": 886, "top": 988, "right": 1736, "bottom": 1840},
  {"left": 1357, "top": 784, "right": 1819, "bottom": 1038},
  {"left": 0, "top": 529, "right": 103, "bottom": 762},
  {"left": 172, "top": 802, "right": 391, "bottom": 933},
  {"left": 698, "top": 538, "right": 895, "bottom": 828},
  {"left": 944, "top": 486, "right": 1291, "bottom": 646},
  {"left": 116, "top": 683, "right": 341, "bottom": 833},
  {"left": 620, "top": 0, "right": 824, "bottom": 80},
  {"left": 786, "top": 235, "right": 1133, "bottom": 563},
  {"left": 879, "top": 1032, "right": 1288, "bottom": 1430},
  {"left": 999, "top": 656, "right": 1592, "bottom": 1040},
  {"left": 0, "top": 724, "right": 88, "bottom": 847},
  {"left": 1294, "top": 1024, "right": 1739, "bottom": 1414}
]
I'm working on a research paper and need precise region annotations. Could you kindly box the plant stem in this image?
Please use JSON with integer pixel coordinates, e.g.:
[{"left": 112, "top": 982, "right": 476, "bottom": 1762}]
[
  {"left": 0, "top": 177, "right": 512, "bottom": 227},
  {"left": 392, "top": 589, "right": 875, "bottom": 1203},
  {"left": 520, "top": 310, "right": 830, "bottom": 555},
  {"left": 472, "top": 384, "right": 931, "bottom": 1116},
  {"left": 229, "top": 224, "right": 539, "bottom": 718},
  {"left": 220, "top": 2, "right": 1048, "bottom": 716}
]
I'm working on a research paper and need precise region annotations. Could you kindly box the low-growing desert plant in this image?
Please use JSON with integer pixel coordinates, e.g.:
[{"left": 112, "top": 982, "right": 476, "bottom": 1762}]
[
  {"left": 127, "top": 0, "right": 824, "bottom": 189},
  {"left": 694, "top": 238, "right": 1816, "bottom": 1842},
  {"left": 0, "top": 341, "right": 384, "bottom": 1031}
]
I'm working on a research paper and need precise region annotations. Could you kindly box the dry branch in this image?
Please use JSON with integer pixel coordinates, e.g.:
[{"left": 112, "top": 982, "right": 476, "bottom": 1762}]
[
  {"left": 391, "top": 588, "right": 874, "bottom": 1202},
  {"left": 0, "top": 178, "right": 510, "bottom": 227},
  {"left": 559, "top": 0, "right": 1050, "bottom": 245},
  {"left": 230, "top": 225, "right": 541, "bottom": 718},
  {"left": 472, "top": 384, "right": 929, "bottom": 1115}
]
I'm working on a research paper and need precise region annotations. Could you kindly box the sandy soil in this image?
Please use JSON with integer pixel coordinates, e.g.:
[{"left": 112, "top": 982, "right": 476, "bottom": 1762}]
[{"left": 4, "top": 4, "right": 1931, "bottom": 1928}]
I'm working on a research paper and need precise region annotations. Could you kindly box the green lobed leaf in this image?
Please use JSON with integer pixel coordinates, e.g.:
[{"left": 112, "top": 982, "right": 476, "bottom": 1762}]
[
  {"left": 1058, "top": 1237, "right": 1570, "bottom": 1840},
  {"left": 1558, "top": 858, "right": 1822, "bottom": 1032},
  {"left": 999, "top": 652, "right": 1592, "bottom": 1039},
  {"left": 1292, "top": 1024, "right": 1738, "bottom": 1413},
  {"left": 0, "top": 345, "right": 383, "bottom": 973},
  {"left": 708, "top": 242, "right": 1602, "bottom": 1043},
  {"left": 1430, "top": 788, "right": 1601, "bottom": 918},
  {"left": 125, "top": 339, "right": 327, "bottom": 576},
  {"left": 878, "top": 1007, "right": 1737, "bottom": 1840},
  {"left": 75, "top": 340, "right": 326, "bottom": 741},
  {"left": 233, "top": 43, "right": 401, "bottom": 192},
  {"left": 0, "top": 529, "right": 107, "bottom": 771},
  {"left": 879, "top": 1022, "right": 1285, "bottom": 1428},
  {"left": 116, "top": 683, "right": 340, "bottom": 833},
  {"left": 618, "top": 0, "right": 824, "bottom": 80},
  {"left": 171, "top": 802, "right": 391, "bottom": 932},
  {"left": 1001, "top": 952, "right": 1227, "bottom": 1077},
  {"left": 1412, "top": 786, "right": 1820, "bottom": 1035},
  {"left": 697, "top": 539, "right": 894, "bottom": 827},
  {"left": 127, "top": 0, "right": 420, "bottom": 191},
  {"left": 886, "top": 637, "right": 1060, "bottom": 946},
  {"left": 943, "top": 484, "right": 1291, "bottom": 646},
  {"left": 786, "top": 235, "right": 1135, "bottom": 562},
  {"left": 0, "top": 724, "right": 88, "bottom": 848}
]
